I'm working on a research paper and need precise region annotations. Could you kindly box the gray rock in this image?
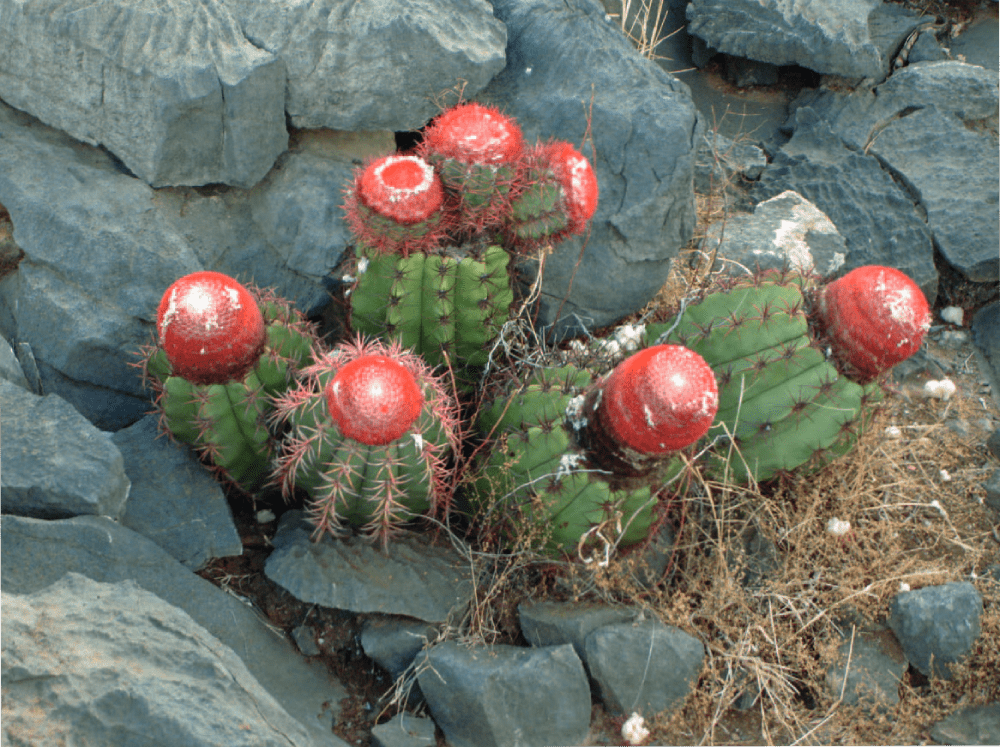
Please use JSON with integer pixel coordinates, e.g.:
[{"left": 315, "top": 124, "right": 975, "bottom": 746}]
[
  {"left": 984, "top": 469, "right": 1000, "bottom": 514},
  {"left": 13, "top": 341, "right": 41, "bottom": 395},
  {"left": 825, "top": 628, "right": 908, "bottom": 707},
  {"left": 930, "top": 701, "right": 1000, "bottom": 746},
  {"left": 2, "top": 573, "right": 318, "bottom": 747},
  {"left": 906, "top": 28, "right": 950, "bottom": 65},
  {"left": 111, "top": 414, "right": 242, "bottom": 569},
  {"left": 0, "top": 0, "right": 287, "bottom": 188},
  {"left": 694, "top": 129, "right": 767, "bottom": 196},
  {"left": 225, "top": 0, "right": 507, "bottom": 131},
  {"left": 362, "top": 617, "right": 439, "bottom": 679},
  {"left": 973, "top": 303, "right": 1000, "bottom": 409},
  {"left": 265, "top": 511, "right": 474, "bottom": 624},
  {"left": 0, "top": 380, "right": 130, "bottom": 520},
  {"left": 480, "top": 0, "right": 701, "bottom": 338},
  {"left": 585, "top": 618, "right": 705, "bottom": 716},
  {"left": 0, "top": 101, "right": 202, "bottom": 429},
  {"left": 417, "top": 641, "right": 591, "bottom": 747},
  {"left": 867, "top": 106, "right": 998, "bottom": 284},
  {"left": 371, "top": 713, "right": 437, "bottom": 747},
  {"left": 787, "top": 61, "right": 999, "bottom": 153},
  {"left": 518, "top": 599, "right": 636, "bottom": 669},
  {"left": 752, "top": 113, "right": 938, "bottom": 304},
  {"left": 0, "top": 514, "right": 349, "bottom": 747},
  {"left": 0, "top": 101, "right": 342, "bottom": 429},
  {"left": 686, "top": 0, "right": 922, "bottom": 81},
  {"left": 701, "top": 190, "right": 848, "bottom": 279},
  {"left": 888, "top": 581, "right": 982, "bottom": 680},
  {"left": 0, "top": 332, "right": 28, "bottom": 389}
]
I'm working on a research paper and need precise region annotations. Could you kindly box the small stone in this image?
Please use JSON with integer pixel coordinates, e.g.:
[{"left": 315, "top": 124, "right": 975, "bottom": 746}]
[{"left": 941, "top": 306, "right": 965, "bottom": 326}]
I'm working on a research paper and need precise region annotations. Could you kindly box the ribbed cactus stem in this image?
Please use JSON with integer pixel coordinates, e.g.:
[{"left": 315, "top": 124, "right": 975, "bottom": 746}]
[
  {"left": 817, "top": 266, "right": 931, "bottom": 380},
  {"left": 586, "top": 345, "right": 718, "bottom": 475},
  {"left": 324, "top": 354, "right": 424, "bottom": 446},
  {"left": 157, "top": 271, "right": 266, "bottom": 385}
]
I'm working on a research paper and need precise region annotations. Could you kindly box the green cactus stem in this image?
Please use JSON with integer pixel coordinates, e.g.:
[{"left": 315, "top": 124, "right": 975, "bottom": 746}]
[
  {"left": 349, "top": 241, "right": 515, "bottom": 371},
  {"left": 270, "top": 337, "right": 460, "bottom": 545},
  {"left": 505, "top": 140, "right": 599, "bottom": 250},
  {"left": 139, "top": 272, "right": 318, "bottom": 492},
  {"left": 469, "top": 363, "right": 689, "bottom": 559},
  {"left": 645, "top": 271, "right": 884, "bottom": 484}
]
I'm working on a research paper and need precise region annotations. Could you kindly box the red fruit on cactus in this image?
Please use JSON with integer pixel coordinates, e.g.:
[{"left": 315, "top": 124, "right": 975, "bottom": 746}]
[
  {"left": 597, "top": 345, "right": 719, "bottom": 455},
  {"left": 817, "top": 265, "right": 931, "bottom": 379},
  {"left": 421, "top": 102, "right": 524, "bottom": 166},
  {"left": 358, "top": 155, "right": 445, "bottom": 225},
  {"left": 325, "top": 354, "right": 425, "bottom": 446},
  {"left": 542, "top": 140, "right": 599, "bottom": 233},
  {"left": 156, "top": 271, "right": 266, "bottom": 385}
]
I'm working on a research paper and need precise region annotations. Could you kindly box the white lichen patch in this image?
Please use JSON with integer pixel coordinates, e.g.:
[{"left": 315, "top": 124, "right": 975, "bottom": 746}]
[
  {"left": 924, "top": 378, "right": 956, "bottom": 401},
  {"left": 621, "top": 712, "right": 650, "bottom": 745},
  {"left": 827, "top": 517, "right": 851, "bottom": 536},
  {"left": 556, "top": 452, "right": 583, "bottom": 478},
  {"left": 565, "top": 394, "right": 588, "bottom": 429}
]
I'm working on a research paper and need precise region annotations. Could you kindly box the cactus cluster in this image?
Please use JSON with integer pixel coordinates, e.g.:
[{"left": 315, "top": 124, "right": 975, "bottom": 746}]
[
  {"left": 344, "top": 101, "right": 599, "bottom": 372},
  {"left": 469, "top": 345, "right": 717, "bottom": 557},
  {"left": 643, "top": 266, "right": 930, "bottom": 484},
  {"left": 140, "top": 271, "right": 318, "bottom": 492},
  {"left": 138, "top": 114, "right": 930, "bottom": 567}
]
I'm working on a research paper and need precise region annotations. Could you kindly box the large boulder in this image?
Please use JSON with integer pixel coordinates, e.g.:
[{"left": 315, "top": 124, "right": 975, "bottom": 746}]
[
  {"left": 686, "top": 0, "right": 923, "bottom": 81},
  {"left": 480, "top": 0, "right": 702, "bottom": 338},
  {"left": 224, "top": 0, "right": 508, "bottom": 131},
  {"left": 2, "top": 574, "right": 322, "bottom": 747},
  {"left": 0, "top": 0, "right": 288, "bottom": 188}
]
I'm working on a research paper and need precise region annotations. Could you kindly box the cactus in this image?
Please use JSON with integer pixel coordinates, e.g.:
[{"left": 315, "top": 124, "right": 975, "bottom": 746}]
[
  {"left": 342, "top": 154, "right": 449, "bottom": 257},
  {"left": 469, "top": 346, "right": 716, "bottom": 558},
  {"left": 505, "top": 140, "right": 599, "bottom": 250},
  {"left": 343, "top": 102, "right": 600, "bottom": 373},
  {"left": 418, "top": 101, "right": 525, "bottom": 234},
  {"left": 270, "top": 337, "right": 461, "bottom": 545},
  {"left": 350, "top": 241, "right": 515, "bottom": 371},
  {"left": 814, "top": 265, "right": 931, "bottom": 381},
  {"left": 644, "top": 267, "right": 928, "bottom": 484},
  {"left": 139, "top": 271, "right": 318, "bottom": 491}
]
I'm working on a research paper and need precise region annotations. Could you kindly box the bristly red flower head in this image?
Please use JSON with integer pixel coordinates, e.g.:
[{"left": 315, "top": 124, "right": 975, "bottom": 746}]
[
  {"left": 358, "top": 154, "right": 445, "bottom": 225},
  {"left": 598, "top": 345, "right": 718, "bottom": 455},
  {"left": 324, "top": 354, "right": 425, "bottom": 446},
  {"left": 156, "top": 271, "right": 266, "bottom": 385},
  {"left": 817, "top": 265, "right": 931, "bottom": 379},
  {"left": 540, "top": 140, "right": 599, "bottom": 233},
  {"left": 421, "top": 102, "right": 525, "bottom": 166}
]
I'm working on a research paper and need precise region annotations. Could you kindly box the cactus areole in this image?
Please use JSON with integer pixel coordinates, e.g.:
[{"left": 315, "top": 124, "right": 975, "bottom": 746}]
[
  {"left": 422, "top": 102, "right": 524, "bottom": 165},
  {"left": 156, "top": 271, "right": 266, "bottom": 385},
  {"left": 817, "top": 266, "right": 931, "bottom": 379},
  {"left": 596, "top": 345, "right": 719, "bottom": 455},
  {"left": 324, "top": 355, "right": 424, "bottom": 446},
  {"left": 359, "top": 155, "right": 444, "bottom": 225}
]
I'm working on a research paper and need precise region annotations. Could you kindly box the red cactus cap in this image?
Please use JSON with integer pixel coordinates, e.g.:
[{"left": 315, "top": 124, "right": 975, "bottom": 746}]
[
  {"left": 422, "top": 102, "right": 525, "bottom": 165},
  {"left": 325, "top": 354, "right": 425, "bottom": 446},
  {"left": 156, "top": 271, "right": 266, "bottom": 385},
  {"left": 818, "top": 265, "right": 931, "bottom": 378},
  {"left": 598, "top": 345, "right": 719, "bottom": 455},
  {"left": 358, "top": 155, "right": 445, "bottom": 225},
  {"left": 542, "top": 141, "right": 599, "bottom": 232}
]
